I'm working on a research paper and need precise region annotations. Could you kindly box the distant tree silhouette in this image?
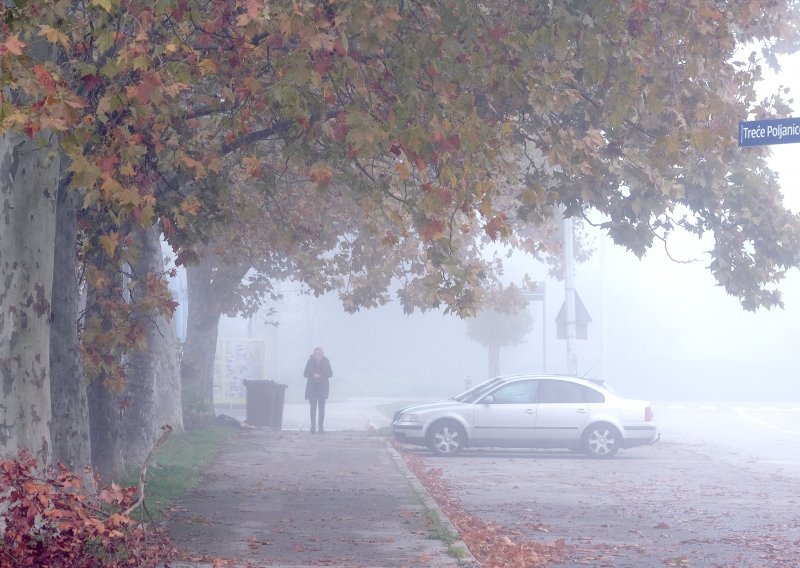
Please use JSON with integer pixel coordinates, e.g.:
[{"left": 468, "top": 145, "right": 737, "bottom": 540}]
[{"left": 467, "top": 308, "right": 533, "bottom": 379}]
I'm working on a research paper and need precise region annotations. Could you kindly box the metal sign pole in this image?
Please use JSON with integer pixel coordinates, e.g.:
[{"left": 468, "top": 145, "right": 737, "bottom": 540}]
[{"left": 562, "top": 215, "right": 578, "bottom": 375}]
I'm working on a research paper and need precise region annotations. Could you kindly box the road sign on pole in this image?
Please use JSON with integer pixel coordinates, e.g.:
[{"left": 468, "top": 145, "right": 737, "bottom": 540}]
[{"left": 739, "top": 117, "right": 800, "bottom": 147}]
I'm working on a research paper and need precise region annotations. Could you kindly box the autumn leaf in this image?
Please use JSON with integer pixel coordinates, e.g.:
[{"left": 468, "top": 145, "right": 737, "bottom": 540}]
[
  {"left": 181, "top": 198, "right": 201, "bottom": 216},
  {"left": 198, "top": 59, "right": 217, "bottom": 76},
  {"left": 98, "top": 233, "right": 119, "bottom": 257},
  {"left": 242, "top": 155, "right": 261, "bottom": 177},
  {"left": 39, "top": 115, "right": 69, "bottom": 131},
  {"left": 308, "top": 162, "right": 334, "bottom": 186},
  {"left": 90, "top": 0, "right": 117, "bottom": 13},
  {"left": 179, "top": 155, "right": 207, "bottom": 179},
  {"left": 38, "top": 25, "right": 71, "bottom": 49},
  {"left": 421, "top": 219, "right": 445, "bottom": 242},
  {"left": 485, "top": 214, "right": 507, "bottom": 241},
  {"left": 32, "top": 66, "right": 57, "bottom": 95},
  {"left": 128, "top": 72, "right": 162, "bottom": 104},
  {"left": 115, "top": 187, "right": 143, "bottom": 207},
  {"left": 1, "top": 33, "right": 26, "bottom": 56}
]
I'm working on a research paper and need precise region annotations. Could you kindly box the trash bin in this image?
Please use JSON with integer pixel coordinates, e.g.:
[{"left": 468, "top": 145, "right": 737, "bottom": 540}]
[
  {"left": 243, "top": 380, "right": 275, "bottom": 427},
  {"left": 270, "top": 383, "right": 288, "bottom": 430}
]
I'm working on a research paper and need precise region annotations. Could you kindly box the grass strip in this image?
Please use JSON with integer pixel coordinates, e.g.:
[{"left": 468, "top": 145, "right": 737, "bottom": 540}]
[{"left": 121, "top": 425, "right": 238, "bottom": 523}]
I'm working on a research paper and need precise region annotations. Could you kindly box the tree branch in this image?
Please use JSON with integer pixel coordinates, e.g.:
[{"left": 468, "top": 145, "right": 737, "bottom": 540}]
[{"left": 122, "top": 424, "right": 173, "bottom": 517}]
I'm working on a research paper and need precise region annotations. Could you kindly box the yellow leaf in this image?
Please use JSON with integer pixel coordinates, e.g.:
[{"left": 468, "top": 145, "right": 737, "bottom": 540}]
[
  {"left": 163, "top": 82, "right": 189, "bottom": 97},
  {"left": 68, "top": 155, "right": 101, "bottom": 189},
  {"left": 115, "top": 187, "right": 142, "bottom": 206},
  {"left": 181, "top": 198, "right": 201, "bottom": 216},
  {"left": 38, "top": 25, "right": 70, "bottom": 49},
  {"left": 90, "top": 0, "right": 116, "bottom": 13},
  {"left": 139, "top": 204, "right": 154, "bottom": 226},
  {"left": 394, "top": 161, "right": 410, "bottom": 179},
  {"left": 198, "top": 59, "right": 217, "bottom": 76},
  {"left": 101, "top": 177, "right": 123, "bottom": 199},
  {"left": 96, "top": 31, "right": 116, "bottom": 57},
  {"left": 98, "top": 233, "right": 119, "bottom": 257},
  {"left": 207, "top": 157, "right": 224, "bottom": 174}
]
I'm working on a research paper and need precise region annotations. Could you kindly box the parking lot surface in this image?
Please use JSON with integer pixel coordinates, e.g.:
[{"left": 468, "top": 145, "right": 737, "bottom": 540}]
[{"left": 406, "top": 437, "right": 800, "bottom": 567}]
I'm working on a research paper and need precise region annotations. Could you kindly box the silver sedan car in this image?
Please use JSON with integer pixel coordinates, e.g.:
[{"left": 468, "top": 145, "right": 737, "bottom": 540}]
[{"left": 392, "top": 374, "right": 659, "bottom": 458}]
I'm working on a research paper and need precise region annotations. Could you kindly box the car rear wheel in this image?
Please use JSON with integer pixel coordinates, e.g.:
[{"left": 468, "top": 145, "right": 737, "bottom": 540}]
[
  {"left": 427, "top": 421, "right": 466, "bottom": 456},
  {"left": 582, "top": 423, "right": 620, "bottom": 458}
]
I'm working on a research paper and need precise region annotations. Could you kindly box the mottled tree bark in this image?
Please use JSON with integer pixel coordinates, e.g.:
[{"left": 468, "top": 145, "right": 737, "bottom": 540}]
[
  {"left": 152, "top": 304, "right": 184, "bottom": 435},
  {"left": 86, "top": 278, "right": 124, "bottom": 480},
  {"left": 123, "top": 227, "right": 183, "bottom": 469},
  {"left": 87, "top": 374, "right": 123, "bottom": 481},
  {"left": 50, "top": 178, "right": 92, "bottom": 473},
  {"left": 0, "top": 132, "right": 59, "bottom": 463},
  {"left": 181, "top": 260, "right": 223, "bottom": 429},
  {"left": 181, "top": 249, "right": 249, "bottom": 429}
]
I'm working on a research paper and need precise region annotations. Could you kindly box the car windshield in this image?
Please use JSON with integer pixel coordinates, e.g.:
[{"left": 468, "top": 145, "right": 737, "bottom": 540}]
[{"left": 453, "top": 377, "right": 507, "bottom": 403}]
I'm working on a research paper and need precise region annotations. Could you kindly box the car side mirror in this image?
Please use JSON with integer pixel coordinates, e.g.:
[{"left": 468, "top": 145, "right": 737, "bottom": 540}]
[{"left": 482, "top": 395, "right": 495, "bottom": 405}]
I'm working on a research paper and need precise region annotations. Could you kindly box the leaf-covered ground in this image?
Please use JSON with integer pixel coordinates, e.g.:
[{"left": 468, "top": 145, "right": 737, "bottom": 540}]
[
  {"left": 399, "top": 441, "right": 800, "bottom": 567},
  {"left": 398, "top": 450, "right": 567, "bottom": 567}
]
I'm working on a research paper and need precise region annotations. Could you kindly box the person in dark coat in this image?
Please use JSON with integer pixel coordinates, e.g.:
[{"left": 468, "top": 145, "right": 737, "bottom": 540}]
[{"left": 303, "top": 347, "right": 332, "bottom": 433}]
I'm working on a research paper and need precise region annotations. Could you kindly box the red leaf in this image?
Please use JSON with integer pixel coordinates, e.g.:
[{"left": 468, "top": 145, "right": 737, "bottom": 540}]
[
  {"left": 485, "top": 214, "right": 506, "bottom": 240},
  {"left": 81, "top": 74, "right": 103, "bottom": 92},
  {"left": 422, "top": 219, "right": 444, "bottom": 241}
]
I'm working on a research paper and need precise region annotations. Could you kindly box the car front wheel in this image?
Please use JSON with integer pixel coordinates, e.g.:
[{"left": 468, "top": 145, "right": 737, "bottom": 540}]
[
  {"left": 426, "top": 421, "right": 466, "bottom": 456},
  {"left": 582, "top": 423, "right": 620, "bottom": 458}
]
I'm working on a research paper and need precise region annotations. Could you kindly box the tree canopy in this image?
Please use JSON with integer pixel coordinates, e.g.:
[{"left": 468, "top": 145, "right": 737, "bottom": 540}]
[
  {"left": 3, "top": 0, "right": 798, "bottom": 325},
  {"left": 3, "top": 0, "right": 800, "bottom": 488}
]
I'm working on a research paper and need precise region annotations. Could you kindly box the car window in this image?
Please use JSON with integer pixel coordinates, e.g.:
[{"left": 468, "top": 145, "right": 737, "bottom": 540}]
[
  {"left": 484, "top": 380, "right": 538, "bottom": 404},
  {"left": 585, "top": 386, "right": 605, "bottom": 403},
  {"left": 537, "top": 380, "right": 590, "bottom": 403}
]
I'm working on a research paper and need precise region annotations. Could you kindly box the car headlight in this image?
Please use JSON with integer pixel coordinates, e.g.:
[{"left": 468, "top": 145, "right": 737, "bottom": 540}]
[{"left": 398, "top": 413, "right": 421, "bottom": 423}]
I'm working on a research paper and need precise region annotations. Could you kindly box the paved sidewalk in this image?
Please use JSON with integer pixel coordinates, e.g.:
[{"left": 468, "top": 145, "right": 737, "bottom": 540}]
[{"left": 165, "top": 428, "right": 476, "bottom": 567}]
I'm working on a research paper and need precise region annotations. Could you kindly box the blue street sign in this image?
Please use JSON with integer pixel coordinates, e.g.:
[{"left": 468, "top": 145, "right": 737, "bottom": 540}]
[{"left": 739, "top": 117, "right": 800, "bottom": 147}]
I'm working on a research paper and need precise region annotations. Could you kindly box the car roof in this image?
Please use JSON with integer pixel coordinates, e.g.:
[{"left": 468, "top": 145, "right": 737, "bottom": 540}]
[{"left": 492, "top": 373, "right": 607, "bottom": 389}]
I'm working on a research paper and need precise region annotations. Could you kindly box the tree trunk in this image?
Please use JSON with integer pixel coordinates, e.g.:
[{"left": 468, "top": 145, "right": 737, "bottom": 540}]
[
  {"left": 0, "top": 132, "right": 59, "bottom": 464},
  {"left": 50, "top": 178, "right": 92, "bottom": 473},
  {"left": 488, "top": 344, "right": 500, "bottom": 379},
  {"left": 87, "top": 375, "right": 123, "bottom": 481},
  {"left": 123, "top": 227, "right": 183, "bottom": 469},
  {"left": 152, "top": 305, "right": 184, "bottom": 435},
  {"left": 181, "top": 260, "right": 223, "bottom": 429},
  {"left": 180, "top": 246, "right": 251, "bottom": 430},
  {"left": 86, "top": 280, "right": 124, "bottom": 481}
]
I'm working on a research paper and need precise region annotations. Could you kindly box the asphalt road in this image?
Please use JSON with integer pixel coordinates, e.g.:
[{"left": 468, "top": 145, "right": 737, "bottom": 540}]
[{"left": 400, "top": 401, "right": 800, "bottom": 567}]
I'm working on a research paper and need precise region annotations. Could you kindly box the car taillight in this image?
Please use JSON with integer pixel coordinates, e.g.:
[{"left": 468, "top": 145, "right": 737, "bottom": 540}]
[{"left": 644, "top": 406, "right": 653, "bottom": 422}]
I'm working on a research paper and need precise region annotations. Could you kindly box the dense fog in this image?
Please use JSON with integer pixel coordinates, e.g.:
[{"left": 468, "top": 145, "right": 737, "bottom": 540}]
[
  {"left": 207, "top": 221, "right": 800, "bottom": 407},
  {"left": 189, "top": 53, "right": 800, "bottom": 408}
]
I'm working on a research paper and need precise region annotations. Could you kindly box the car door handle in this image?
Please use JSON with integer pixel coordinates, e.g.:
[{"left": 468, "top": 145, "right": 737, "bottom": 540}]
[
  {"left": 576, "top": 409, "right": 587, "bottom": 414},
  {"left": 524, "top": 408, "right": 536, "bottom": 414}
]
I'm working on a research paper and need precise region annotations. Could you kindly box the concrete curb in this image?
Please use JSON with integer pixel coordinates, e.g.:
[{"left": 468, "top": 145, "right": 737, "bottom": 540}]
[{"left": 383, "top": 439, "right": 480, "bottom": 567}]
